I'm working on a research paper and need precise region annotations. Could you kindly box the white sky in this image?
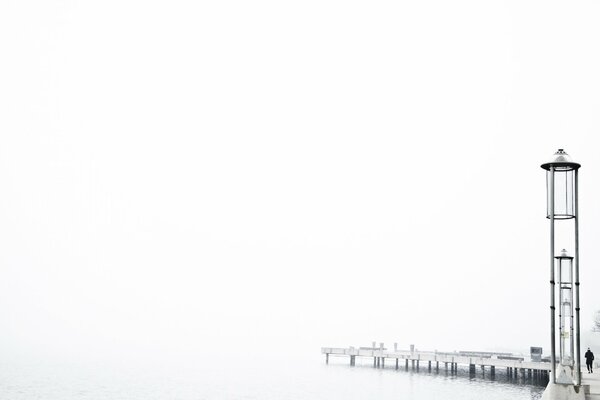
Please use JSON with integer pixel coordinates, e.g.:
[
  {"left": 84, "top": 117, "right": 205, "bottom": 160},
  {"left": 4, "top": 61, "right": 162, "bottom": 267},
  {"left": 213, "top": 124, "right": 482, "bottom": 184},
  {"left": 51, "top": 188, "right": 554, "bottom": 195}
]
[{"left": 2, "top": 0, "right": 600, "bottom": 364}]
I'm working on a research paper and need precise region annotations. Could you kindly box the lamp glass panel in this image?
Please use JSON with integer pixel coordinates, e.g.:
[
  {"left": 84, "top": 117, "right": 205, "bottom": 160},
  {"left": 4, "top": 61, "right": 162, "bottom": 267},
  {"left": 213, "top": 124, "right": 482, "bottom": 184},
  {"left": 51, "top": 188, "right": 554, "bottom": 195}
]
[
  {"left": 560, "top": 259, "right": 573, "bottom": 283},
  {"left": 546, "top": 169, "right": 575, "bottom": 218},
  {"left": 560, "top": 294, "right": 573, "bottom": 365}
]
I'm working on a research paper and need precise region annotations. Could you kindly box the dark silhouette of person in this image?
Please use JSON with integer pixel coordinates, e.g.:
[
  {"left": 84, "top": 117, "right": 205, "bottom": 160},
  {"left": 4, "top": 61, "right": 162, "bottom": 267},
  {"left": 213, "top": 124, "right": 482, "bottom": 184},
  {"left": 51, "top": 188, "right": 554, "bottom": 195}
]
[{"left": 585, "top": 348, "right": 594, "bottom": 373}]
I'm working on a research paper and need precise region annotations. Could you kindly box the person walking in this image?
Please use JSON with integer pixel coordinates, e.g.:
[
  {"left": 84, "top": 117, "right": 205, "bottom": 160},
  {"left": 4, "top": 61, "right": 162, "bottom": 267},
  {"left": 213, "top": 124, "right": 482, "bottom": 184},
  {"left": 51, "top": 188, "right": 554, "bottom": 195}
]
[{"left": 585, "top": 348, "right": 594, "bottom": 373}]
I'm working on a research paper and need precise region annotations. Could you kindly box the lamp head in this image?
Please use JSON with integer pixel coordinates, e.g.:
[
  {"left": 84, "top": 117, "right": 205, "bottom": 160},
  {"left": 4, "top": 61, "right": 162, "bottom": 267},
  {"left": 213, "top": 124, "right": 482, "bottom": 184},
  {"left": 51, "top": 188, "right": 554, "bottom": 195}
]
[
  {"left": 541, "top": 149, "right": 581, "bottom": 171},
  {"left": 555, "top": 248, "right": 574, "bottom": 260}
]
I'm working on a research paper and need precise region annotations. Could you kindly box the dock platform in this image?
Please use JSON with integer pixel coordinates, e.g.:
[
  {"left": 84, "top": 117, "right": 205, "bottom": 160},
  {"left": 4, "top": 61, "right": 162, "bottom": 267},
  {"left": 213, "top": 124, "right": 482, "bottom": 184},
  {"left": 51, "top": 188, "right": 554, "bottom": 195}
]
[{"left": 321, "top": 344, "right": 550, "bottom": 380}]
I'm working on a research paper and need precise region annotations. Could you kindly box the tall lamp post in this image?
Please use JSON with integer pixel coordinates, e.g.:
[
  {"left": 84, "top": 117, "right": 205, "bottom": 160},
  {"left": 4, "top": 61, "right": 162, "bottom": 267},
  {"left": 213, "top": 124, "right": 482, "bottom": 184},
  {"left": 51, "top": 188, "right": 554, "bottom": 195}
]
[{"left": 541, "top": 149, "right": 581, "bottom": 385}]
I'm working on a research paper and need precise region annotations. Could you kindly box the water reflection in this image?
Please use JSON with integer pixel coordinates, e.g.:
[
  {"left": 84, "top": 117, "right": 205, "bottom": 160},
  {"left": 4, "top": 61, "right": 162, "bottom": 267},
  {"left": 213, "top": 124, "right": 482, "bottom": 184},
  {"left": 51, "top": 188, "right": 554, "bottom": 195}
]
[{"left": 326, "top": 357, "right": 546, "bottom": 400}]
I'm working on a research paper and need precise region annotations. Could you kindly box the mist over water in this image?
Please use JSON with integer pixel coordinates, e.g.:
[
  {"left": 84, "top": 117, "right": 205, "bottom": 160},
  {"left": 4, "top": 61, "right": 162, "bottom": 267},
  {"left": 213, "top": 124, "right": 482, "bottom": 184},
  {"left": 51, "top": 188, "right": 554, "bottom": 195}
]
[
  {"left": 0, "top": 353, "right": 545, "bottom": 400},
  {"left": 3, "top": 1, "right": 600, "bottom": 399}
]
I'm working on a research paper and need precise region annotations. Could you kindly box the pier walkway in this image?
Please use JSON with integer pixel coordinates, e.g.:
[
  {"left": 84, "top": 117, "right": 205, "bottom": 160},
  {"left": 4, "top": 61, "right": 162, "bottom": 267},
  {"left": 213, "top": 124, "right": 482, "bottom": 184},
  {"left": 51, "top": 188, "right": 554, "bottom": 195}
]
[
  {"left": 583, "top": 373, "right": 600, "bottom": 399},
  {"left": 321, "top": 345, "right": 550, "bottom": 380}
]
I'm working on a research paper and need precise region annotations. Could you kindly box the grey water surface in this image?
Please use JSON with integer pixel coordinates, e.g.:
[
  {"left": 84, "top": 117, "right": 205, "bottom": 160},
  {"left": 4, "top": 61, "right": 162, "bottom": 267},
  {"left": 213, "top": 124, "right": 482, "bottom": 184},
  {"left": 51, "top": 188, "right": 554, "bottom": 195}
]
[{"left": 0, "top": 355, "right": 545, "bottom": 400}]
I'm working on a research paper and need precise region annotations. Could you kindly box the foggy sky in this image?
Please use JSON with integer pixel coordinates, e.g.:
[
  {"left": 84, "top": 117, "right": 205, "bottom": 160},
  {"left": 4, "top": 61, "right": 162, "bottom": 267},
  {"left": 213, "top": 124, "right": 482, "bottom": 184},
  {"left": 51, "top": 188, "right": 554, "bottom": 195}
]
[{"left": 2, "top": 0, "right": 600, "bottom": 364}]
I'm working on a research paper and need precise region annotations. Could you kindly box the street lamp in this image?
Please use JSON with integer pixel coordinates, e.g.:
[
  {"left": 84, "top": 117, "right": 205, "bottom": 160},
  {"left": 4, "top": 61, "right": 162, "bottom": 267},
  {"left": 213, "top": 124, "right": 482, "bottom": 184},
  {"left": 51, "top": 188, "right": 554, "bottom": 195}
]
[{"left": 541, "top": 149, "right": 581, "bottom": 385}]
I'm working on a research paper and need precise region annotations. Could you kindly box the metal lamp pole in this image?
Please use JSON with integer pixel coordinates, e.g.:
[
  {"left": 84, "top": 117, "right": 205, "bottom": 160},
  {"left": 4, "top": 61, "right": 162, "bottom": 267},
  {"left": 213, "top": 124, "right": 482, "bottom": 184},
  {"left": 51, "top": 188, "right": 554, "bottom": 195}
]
[{"left": 541, "top": 149, "right": 581, "bottom": 385}]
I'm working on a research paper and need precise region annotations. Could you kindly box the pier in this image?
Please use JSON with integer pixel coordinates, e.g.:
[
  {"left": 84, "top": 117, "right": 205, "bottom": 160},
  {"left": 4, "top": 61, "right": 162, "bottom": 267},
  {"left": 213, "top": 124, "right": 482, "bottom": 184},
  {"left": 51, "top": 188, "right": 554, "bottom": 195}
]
[{"left": 321, "top": 343, "right": 550, "bottom": 381}]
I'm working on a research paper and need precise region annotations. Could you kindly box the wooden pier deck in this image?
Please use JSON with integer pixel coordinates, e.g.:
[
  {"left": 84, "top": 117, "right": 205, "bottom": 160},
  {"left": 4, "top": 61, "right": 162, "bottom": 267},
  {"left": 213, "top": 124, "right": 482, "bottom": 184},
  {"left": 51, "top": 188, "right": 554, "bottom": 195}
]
[{"left": 321, "top": 345, "right": 551, "bottom": 379}]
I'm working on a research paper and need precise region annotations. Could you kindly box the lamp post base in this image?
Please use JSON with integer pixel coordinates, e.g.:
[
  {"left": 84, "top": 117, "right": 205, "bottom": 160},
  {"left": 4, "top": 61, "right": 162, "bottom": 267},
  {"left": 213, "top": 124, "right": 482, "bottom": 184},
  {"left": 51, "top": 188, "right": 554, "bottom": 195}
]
[
  {"left": 540, "top": 381, "right": 586, "bottom": 400},
  {"left": 556, "top": 365, "right": 576, "bottom": 385}
]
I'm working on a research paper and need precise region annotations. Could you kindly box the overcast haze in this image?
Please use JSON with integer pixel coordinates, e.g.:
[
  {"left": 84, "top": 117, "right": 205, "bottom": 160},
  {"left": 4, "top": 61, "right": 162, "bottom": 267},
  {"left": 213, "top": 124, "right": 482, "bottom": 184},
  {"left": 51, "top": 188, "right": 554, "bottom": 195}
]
[{"left": 2, "top": 0, "right": 600, "bottom": 366}]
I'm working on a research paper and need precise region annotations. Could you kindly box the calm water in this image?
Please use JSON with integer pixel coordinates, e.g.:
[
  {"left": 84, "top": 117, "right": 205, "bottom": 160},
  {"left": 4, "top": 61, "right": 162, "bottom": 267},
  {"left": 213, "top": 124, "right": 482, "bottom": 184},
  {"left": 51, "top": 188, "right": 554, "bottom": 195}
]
[{"left": 0, "top": 354, "right": 546, "bottom": 399}]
